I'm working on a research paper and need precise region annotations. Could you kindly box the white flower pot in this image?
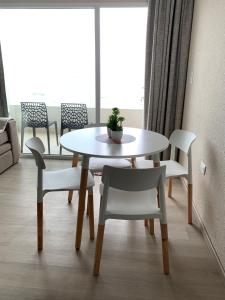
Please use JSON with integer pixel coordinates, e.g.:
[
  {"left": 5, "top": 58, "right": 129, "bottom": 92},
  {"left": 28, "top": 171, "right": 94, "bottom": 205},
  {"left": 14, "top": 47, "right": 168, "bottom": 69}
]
[{"left": 111, "top": 130, "right": 123, "bottom": 143}]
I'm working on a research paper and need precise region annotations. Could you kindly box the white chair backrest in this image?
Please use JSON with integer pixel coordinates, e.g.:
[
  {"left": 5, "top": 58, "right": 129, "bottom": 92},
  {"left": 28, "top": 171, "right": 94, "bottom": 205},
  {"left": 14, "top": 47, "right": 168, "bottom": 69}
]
[
  {"left": 100, "top": 165, "right": 167, "bottom": 224},
  {"left": 25, "top": 137, "right": 46, "bottom": 170},
  {"left": 102, "top": 165, "right": 166, "bottom": 192},
  {"left": 169, "top": 130, "right": 196, "bottom": 155}
]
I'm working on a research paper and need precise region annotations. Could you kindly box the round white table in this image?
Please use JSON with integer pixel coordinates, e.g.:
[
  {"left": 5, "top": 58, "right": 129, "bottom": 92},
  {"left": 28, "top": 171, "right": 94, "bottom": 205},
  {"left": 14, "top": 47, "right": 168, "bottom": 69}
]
[{"left": 60, "top": 127, "right": 169, "bottom": 249}]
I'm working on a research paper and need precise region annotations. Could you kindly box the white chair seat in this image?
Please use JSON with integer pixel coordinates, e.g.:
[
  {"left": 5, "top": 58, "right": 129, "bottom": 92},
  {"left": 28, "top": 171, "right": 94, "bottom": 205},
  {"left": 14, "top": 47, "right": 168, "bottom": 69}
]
[
  {"left": 89, "top": 157, "right": 131, "bottom": 172},
  {"left": 136, "top": 159, "right": 188, "bottom": 178},
  {"left": 43, "top": 167, "right": 95, "bottom": 192},
  {"left": 100, "top": 183, "right": 160, "bottom": 219}
]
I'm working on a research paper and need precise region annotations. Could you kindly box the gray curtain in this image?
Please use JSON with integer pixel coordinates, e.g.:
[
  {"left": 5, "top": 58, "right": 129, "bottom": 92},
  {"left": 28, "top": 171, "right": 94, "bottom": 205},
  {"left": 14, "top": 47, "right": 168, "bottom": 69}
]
[
  {"left": 0, "top": 43, "right": 8, "bottom": 117},
  {"left": 144, "top": 0, "right": 194, "bottom": 158}
]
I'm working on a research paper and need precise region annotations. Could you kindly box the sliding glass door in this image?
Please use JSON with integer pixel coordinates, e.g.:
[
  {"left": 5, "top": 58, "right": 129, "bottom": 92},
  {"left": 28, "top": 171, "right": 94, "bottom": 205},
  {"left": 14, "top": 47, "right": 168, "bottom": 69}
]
[{"left": 0, "top": 5, "right": 147, "bottom": 154}]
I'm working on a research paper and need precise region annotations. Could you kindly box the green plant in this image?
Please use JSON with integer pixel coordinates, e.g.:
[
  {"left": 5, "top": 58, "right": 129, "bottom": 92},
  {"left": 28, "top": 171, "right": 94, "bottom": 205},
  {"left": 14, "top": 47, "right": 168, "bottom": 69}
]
[{"left": 107, "top": 107, "right": 125, "bottom": 131}]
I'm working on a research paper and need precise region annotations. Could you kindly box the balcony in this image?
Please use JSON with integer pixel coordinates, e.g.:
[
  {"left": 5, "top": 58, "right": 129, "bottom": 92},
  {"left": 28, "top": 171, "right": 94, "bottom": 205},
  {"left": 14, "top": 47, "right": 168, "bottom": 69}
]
[{"left": 10, "top": 104, "right": 144, "bottom": 155}]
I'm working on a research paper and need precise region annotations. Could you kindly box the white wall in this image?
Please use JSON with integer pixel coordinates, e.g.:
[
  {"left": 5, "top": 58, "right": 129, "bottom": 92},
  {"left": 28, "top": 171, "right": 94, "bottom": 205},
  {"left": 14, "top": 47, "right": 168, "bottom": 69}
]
[{"left": 182, "top": 0, "right": 225, "bottom": 271}]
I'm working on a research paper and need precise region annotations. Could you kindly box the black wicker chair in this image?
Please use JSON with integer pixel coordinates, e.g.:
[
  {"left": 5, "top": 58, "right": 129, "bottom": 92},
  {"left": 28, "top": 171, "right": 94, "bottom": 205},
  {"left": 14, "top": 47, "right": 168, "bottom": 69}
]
[
  {"left": 21, "top": 102, "right": 58, "bottom": 154},
  {"left": 60, "top": 103, "right": 88, "bottom": 154}
]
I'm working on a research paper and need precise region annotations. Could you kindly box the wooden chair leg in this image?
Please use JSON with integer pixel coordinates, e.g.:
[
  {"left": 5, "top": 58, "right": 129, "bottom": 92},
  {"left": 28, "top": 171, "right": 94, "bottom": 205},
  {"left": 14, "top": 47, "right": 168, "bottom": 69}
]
[
  {"left": 168, "top": 178, "right": 173, "bottom": 198},
  {"left": 93, "top": 224, "right": 105, "bottom": 276},
  {"left": 86, "top": 200, "right": 90, "bottom": 216},
  {"left": 68, "top": 191, "right": 74, "bottom": 204},
  {"left": 144, "top": 219, "right": 148, "bottom": 227},
  {"left": 188, "top": 184, "right": 192, "bottom": 224},
  {"left": 88, "top": 191, "right": 94, "bottom": 240},
  {"left": 37, "top": 202, "right": 43, "bottom": 252},
  {"left": 148, "top": 219, "right": 154, "bottom": 235},
  {"left": 160, "top": 223, "right": 169, "bottom": 274}
]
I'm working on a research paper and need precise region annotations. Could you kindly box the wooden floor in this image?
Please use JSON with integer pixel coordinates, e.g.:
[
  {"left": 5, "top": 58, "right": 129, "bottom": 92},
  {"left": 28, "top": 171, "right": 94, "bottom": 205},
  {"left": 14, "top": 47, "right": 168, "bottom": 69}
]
[{"left": 0, "top": 159, "right": 225, "bottom": 300}]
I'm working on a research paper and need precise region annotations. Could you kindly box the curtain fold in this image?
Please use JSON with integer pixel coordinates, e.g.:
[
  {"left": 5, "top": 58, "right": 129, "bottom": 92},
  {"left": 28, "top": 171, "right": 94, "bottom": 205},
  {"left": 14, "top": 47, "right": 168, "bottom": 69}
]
[
  {"left": 144, "top": 0, "right": 194, "bottom": 158},
  {"left": 0, "top": 43, "right": 8, "bottom": 117}
]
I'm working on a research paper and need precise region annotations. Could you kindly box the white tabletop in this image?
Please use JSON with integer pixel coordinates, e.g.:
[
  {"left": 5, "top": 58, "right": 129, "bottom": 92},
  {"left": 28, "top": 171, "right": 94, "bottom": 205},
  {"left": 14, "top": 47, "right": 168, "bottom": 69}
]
[{"left": 60, "top": 127, "right": 169, "bottom": 159}]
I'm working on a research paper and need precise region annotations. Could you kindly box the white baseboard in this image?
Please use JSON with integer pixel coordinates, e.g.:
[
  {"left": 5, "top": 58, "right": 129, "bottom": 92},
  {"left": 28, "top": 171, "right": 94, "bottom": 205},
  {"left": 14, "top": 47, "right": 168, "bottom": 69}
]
[{"left": 180, "top": 178, "right": 225, "bottom": 277}]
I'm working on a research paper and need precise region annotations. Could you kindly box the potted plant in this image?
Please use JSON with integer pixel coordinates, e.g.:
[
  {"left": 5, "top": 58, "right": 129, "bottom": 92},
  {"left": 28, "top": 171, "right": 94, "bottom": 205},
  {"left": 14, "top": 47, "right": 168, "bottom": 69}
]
[{"left": 107, "top": 107, "right": 125, "bottom": 142}]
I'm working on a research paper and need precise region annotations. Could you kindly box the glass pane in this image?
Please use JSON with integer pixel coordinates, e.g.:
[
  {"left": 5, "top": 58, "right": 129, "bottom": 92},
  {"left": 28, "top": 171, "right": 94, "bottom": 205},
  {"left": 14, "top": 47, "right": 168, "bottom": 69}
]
[
  {"left": 100, "top": 7, "right": 147, "bottom": 127},
  {"left": 0, "top": 9, "right": 95, "bottom": 154}
]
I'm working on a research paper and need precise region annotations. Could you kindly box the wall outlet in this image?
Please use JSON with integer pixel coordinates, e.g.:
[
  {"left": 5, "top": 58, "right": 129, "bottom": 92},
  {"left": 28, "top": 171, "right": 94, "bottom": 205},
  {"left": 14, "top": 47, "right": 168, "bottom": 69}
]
[{"left": 200, "top": 161, "right": 207, "bottom": 175}]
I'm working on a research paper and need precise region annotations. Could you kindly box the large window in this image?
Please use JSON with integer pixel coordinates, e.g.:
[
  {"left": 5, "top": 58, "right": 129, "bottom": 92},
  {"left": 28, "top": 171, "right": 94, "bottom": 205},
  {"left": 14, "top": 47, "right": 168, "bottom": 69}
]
[
  {"left": 100, "top": 8, "right": 147, "bottom": 110},
  {"left": 0, "top": 5, "right": 147, "bottom": 154}
]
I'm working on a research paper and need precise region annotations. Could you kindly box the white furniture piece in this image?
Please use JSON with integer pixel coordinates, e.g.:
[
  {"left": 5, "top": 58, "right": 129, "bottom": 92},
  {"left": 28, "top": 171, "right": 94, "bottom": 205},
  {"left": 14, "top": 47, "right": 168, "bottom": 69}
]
[
  {"left": 25, "top": 137, "right": 95, "bottom": 251},
  {"left": 93, "top": 165, "right": 169, "bottom": 276},
  {"left": 60, "top": 126, "right": 169, "bottom": 250},
  {"left": 136, "top": 129, "right": 196, "bottom": 224}
]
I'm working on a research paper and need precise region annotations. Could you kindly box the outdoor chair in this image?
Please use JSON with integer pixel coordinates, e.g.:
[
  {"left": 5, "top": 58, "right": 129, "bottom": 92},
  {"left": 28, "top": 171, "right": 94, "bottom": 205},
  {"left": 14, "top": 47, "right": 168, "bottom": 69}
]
[
  {"left": 21, "top": 102, "right": 58, "bottom": 154},
  {"left": 60, "top": 103, "right": 88, "bottom": 154}
]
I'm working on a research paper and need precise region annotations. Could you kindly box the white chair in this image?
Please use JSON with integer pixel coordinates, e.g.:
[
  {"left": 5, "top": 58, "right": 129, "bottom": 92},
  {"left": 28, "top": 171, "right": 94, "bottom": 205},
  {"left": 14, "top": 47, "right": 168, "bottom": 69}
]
[
  {"left": 93, "top": 165, "right": 169, "bottom": 276},
  {"left": 136, "top": 129, "right": 196, "bottom": 224},
  {"left": 25, "top": 137, "right": 95, "bottom": 251}
]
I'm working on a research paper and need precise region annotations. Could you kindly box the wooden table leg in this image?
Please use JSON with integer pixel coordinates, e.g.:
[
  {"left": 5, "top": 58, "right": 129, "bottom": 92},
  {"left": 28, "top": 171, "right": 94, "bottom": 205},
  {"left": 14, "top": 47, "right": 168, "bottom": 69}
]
[
  {"left": 68, "top": 154, "right": 79, "bottom": 204},
  {"left": 88, "top": 189, "right": 95, "bottom": 240},
  {"left": 75, "top": 156, "right": 89, "bottom": 250}
]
